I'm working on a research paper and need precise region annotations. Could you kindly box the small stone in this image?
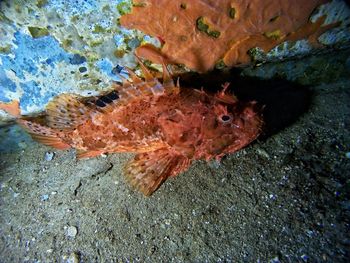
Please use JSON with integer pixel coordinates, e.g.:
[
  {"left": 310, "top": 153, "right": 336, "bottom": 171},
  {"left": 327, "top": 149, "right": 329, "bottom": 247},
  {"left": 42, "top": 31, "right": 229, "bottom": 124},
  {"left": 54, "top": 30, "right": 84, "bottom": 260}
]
[
  {"left": 269, "top": 193, "right": 277, "bottom": 200},
  {"left": 269, "top": 256, "right": 280, "bottom": 263},
  {"left": 66, "top": 226, "right": 78, "bottom": 238},
  {"left": 148, "top": 245, "right": 157, "bottom": 255},
  {"left": 45, "top": 151, "right": 55, "bottom": 161},
  {"left": 257, "top": 148, "right": 270, "bottom": 158},
  {"left": 301, "top": 254, "right": 309, "bottom": 262},
  {"left": 64, "top": 252, "right": 80, "bottom": 263},
  {"left": 208, "top": 159, "right": 220, "bottom": 169},
  {"left": 40, "top": 194, "right": 49, "bottom": 201},
  {"left": 127, "top": 38, "right": 141, "bottom": 49},
  {"left": 345, "top": 152, "right": 350, "bottom": 158},
  {"left": 340, "top": 200, "right": 350, "bottom": 210}
]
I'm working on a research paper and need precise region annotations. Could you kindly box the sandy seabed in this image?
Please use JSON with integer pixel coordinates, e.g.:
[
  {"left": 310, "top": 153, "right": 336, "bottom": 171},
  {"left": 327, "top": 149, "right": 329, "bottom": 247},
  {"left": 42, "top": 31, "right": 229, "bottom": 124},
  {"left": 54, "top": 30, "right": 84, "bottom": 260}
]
[{"left": 0, "top": 79, "right": 349, "bottom": 262}]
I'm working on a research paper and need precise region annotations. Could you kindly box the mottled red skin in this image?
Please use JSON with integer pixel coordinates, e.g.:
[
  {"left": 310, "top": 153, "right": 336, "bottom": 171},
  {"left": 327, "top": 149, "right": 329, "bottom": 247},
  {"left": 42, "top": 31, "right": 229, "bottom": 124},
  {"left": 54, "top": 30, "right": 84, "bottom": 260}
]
[
  {"left": 0, "top": 68, "right": 263, "bottom": 195},
  {"left": 70, "top": 81, "right": 262, "bottom": 195},
  {"left": 71, "top": 86, "right": 262, "bottom": 160}
]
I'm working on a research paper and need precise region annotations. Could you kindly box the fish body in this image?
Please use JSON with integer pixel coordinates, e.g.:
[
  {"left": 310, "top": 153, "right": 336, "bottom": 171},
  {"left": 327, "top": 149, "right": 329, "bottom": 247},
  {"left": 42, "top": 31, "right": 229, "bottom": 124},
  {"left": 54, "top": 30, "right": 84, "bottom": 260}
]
[{"left": 0, "top": 62, "right": 263, "bottom": 195}]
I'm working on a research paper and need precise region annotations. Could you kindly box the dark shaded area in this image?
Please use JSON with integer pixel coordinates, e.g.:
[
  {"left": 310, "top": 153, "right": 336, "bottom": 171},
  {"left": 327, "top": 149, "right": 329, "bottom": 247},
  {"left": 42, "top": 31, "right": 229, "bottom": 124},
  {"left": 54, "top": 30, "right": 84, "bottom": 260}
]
[
  {"left": 79, "top": 66, "right": 87, "bottom": 73},
  {"left": 69, "top": 54, "right": 87, "bottom": 65},
  {"left": 179, "top": 69, "right": 312, "bottom": 139}
]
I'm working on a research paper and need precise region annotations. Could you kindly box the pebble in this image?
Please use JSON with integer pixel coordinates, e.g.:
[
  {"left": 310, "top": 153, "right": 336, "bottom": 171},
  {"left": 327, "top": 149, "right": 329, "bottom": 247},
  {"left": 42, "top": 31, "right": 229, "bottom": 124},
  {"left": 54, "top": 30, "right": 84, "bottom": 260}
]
[
  {"left": 66, "top": 226, "right": 78, "bottom": 238},
  {"left": 63, "top": 252, "right": 80, "bottom": 263},
  {"left": 269, "top": 194, "right": 277, "bottom": 200},
  {"left": 45, "top": 152, "right": 55, "bottom": 161},
  {"left": 257, "top": 148, "right": 270, "bottom": 159},
  {"left": 148, "top": 245, "right": 157, "bottom": 255},
  {"left": 301, "top": 254, "right": 309, "bottom": 261},
  {"left": 269, "top": 256, "right": 280, "bottom": 263},
  {"left": 40, "top": 194, "right": 49, "bottom": 201},
  {"left": 345, "top": 152, "right": 350, "bottom": 158},
  {"left": 208, "top": 160, "right": 220, "bottom": 169}
]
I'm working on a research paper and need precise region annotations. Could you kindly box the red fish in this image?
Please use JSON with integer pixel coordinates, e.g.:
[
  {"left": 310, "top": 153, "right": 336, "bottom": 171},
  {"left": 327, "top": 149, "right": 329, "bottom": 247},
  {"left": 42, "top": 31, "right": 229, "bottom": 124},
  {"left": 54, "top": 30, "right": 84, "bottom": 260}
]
[{"left": 0, "top": 60, "right": 263, "bottom": 195}]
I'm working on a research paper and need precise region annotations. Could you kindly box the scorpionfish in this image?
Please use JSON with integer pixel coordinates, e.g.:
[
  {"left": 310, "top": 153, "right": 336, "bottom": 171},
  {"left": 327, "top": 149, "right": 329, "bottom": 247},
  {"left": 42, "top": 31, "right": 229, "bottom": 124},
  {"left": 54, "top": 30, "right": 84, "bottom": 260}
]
[{"left": 0, "top": 60, "right": 263, "bottom": 195}]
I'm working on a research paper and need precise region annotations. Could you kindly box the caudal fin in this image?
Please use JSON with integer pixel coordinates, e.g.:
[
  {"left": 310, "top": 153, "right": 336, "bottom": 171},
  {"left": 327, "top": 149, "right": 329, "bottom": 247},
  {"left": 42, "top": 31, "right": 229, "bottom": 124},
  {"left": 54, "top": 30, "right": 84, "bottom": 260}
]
[{"left": 0, "top": 99, "right": 71, "bottom": 150}]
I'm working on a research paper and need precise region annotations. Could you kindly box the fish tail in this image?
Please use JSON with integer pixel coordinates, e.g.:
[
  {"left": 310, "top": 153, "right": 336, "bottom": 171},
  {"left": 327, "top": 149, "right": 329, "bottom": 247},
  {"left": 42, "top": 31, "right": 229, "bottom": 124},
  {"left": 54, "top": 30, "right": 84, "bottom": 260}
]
[
  {"left": 0, "top": 100, "right": 70, "bottom": 150},
  {"left": 19, "top": 119, "right": 71, "bottom": 150}
]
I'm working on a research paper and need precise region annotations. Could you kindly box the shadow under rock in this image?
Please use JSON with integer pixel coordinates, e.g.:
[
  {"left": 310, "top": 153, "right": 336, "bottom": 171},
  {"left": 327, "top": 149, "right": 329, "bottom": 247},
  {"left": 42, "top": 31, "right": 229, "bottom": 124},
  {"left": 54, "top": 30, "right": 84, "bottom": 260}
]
[{"left": 179, "top": 68, "right": 312, "bottom": 139}]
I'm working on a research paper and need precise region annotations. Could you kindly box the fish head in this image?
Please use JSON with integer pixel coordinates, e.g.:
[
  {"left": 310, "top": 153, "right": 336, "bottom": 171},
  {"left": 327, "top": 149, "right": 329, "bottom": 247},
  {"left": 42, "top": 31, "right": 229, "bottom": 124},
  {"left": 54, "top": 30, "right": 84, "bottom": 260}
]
[{"left": 200, "top": 100, "right": 263, "bottom": 160}]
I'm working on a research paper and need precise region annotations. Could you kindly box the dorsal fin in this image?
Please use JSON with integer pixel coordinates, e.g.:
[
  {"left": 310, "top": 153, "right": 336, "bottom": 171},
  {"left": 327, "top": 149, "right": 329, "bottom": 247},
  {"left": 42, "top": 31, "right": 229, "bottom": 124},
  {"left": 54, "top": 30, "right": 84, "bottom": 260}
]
[
  {"left": 80, "top": 58, "right": 179, "bottom": 117},
  {"left": 45, "top": 94, "right": 90, "bottom": 130},
  {"left": 124, "top": 66, "right": 143, "bottom": 84},
  {"left": 215, "top": 82, "right": 238, "bottom": 104},
  {"left": 161, "top": 61, "right": 179, "bottom": 95},
  {"left": 89, "top": 90, "right": 120, "bottom": 110},
  {"left": 135, "top": 55, "right": 154, "bottom": 81},
  {"left": 112, "top": 59, "right": 178, "bottom": 105}
]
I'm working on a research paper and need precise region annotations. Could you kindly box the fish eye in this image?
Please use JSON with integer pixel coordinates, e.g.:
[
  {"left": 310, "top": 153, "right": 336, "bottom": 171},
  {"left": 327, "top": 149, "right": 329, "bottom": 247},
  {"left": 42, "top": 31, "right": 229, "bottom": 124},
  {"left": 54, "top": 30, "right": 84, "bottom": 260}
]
[{"left": 220, "top": 115, "right": 231, "bottom": 123}]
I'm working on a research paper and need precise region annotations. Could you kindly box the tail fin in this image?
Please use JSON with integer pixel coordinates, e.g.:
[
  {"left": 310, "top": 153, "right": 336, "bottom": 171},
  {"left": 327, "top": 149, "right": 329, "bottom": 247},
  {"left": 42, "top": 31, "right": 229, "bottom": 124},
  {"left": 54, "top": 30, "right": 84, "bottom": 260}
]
[{"left": 0, "top": 100, "right": 71, "bottom": 150}]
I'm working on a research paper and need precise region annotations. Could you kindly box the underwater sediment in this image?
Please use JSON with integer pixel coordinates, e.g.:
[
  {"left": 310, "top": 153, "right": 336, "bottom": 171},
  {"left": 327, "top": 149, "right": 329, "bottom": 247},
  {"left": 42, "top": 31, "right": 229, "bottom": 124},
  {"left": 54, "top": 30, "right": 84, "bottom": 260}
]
[{"left": 0, "top": 0, "right": 350, "bottom": 262}]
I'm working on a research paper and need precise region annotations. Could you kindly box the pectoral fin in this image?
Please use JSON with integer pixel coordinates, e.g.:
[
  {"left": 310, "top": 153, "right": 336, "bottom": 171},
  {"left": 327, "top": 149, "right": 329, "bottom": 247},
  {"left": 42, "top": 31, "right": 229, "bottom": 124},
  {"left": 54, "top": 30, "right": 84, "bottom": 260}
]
[
  {"left": 76, "top": 149, "right": 105, "bottom": 159},
  {"left": 124, "top": 149, "right": 191, "bottom": 196}
]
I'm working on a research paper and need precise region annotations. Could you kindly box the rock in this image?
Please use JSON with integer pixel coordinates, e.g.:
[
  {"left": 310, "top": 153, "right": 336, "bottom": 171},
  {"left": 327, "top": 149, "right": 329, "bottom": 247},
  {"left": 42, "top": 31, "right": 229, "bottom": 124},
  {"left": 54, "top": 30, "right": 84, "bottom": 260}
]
[
  {"left": 44, "top": 151, "right": 55, "bottom": 161},
  {"left": 63, "top": 252, "right": 80, "bottom": 263},
  {"left": 256, "top": 147, "right": 270, "bottom": 159},
  {"left": 66, "top": 226, "right": 78, "bottom": 238},
  {"left": 40, "top": 194, "right": 49, "bottom": 201}
]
